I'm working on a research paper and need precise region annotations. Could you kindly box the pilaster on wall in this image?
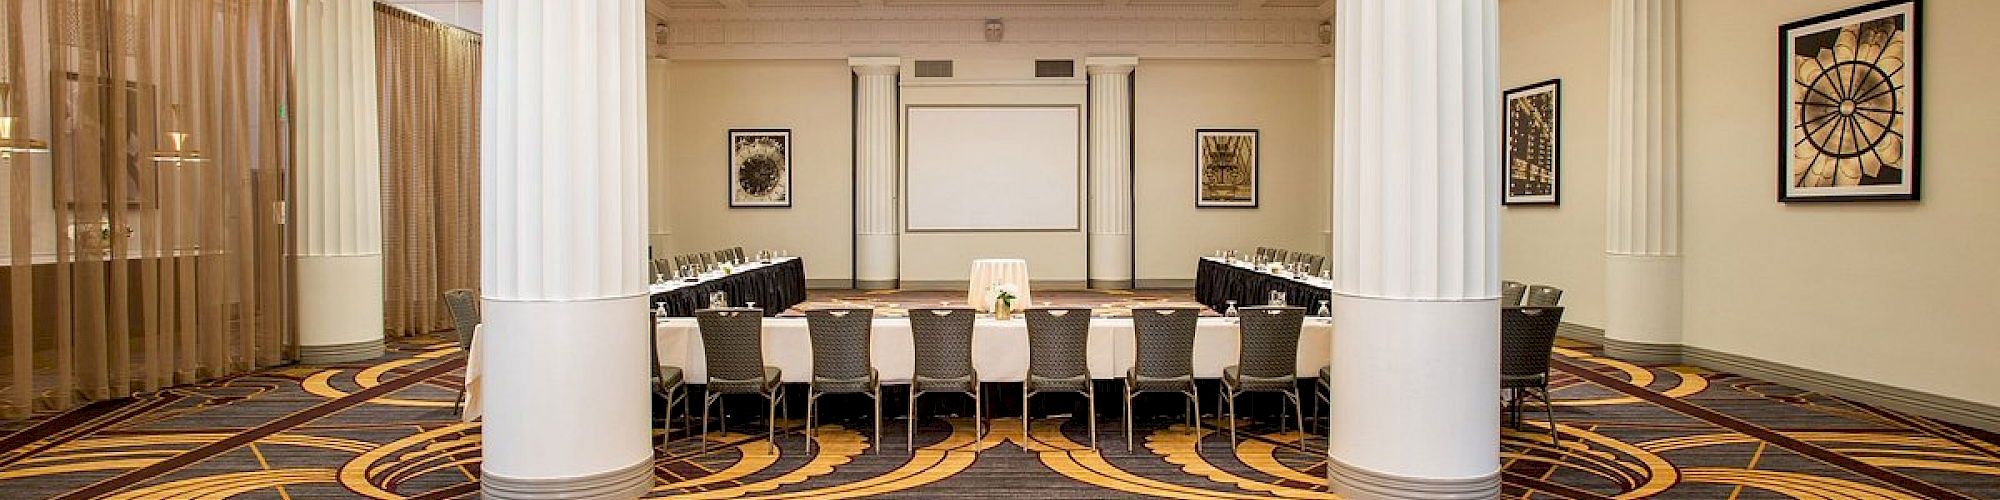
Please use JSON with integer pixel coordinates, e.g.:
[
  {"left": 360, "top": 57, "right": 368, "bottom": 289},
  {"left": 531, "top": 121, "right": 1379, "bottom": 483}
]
[
  {"left": 1085, "top": 56, "right": 1136, "bottom": 289},
  {"left": 1604, "top": 0, "right": 1683, "bottom": 362},
  {"left": 851, "top": 56, "right": 901, "bottom": 290},
  {"left": 292, "top": 0, "right": 385, "bottom": 364}
]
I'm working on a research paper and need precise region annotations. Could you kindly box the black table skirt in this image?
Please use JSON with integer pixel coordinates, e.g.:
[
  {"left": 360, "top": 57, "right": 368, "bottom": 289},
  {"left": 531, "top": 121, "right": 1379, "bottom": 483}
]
[
  {"left": 1193, "top": 258, "right": 1331, "bottom": 314},
  {"left": 652, "top": 258, "right": 807, "bottom": 317}
]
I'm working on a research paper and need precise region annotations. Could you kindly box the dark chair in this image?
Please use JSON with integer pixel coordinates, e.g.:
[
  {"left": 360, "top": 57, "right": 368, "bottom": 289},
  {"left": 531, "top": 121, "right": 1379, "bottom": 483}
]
[
  {"left": 649, "top": 309, "right": 689, "bottom": 438},
  {"left": 699, "top": 253, "right": 716, "bottom": 267},
  {"left": 1124, "top": 307, "right": 1202, "bottom": 452},
  {"left": 1314, "top": 364, "right": 1331, "bottom": 437},
  {"left": 695, "top": 308, "right": 788, "bottom": 452},
  {"left": 1503, "top": 306, "right": 1565, "bottom": 444},
  {"left": 1024, "top": 307, "right": 1097, "bottom": 450},
  {"left": 805, "top": 308, "right": 882, "bottom": 454},
  {"left": 673, "top": 255, "right": 689, "bottom": 271},
  {"left": 1524, "top": 285, "right": 1563, "bottom": 307},
  {"left": 1501, "top": 280, "right": 1528, "bottom": 306},
  {"left": 909, "top": 307, "right": 982, "bottom": 453},
  {"left": 442, "top": 289, "right": 479, "bottom": 416},
  {"left": 731, "top": 246, "right": 747, "bottom": 262},
  {"left": 714, "top": 249, "right": 734, "bottom": 264},
  {"left": 1223, "top": 306, "right": 1306, "bottom": 450}
]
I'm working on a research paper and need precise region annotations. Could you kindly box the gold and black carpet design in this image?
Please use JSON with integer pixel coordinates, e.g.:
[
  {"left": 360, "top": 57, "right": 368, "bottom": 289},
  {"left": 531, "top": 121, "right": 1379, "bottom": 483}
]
[{"left": 3, "top": 291, "right": 1998, "bottom": 499}]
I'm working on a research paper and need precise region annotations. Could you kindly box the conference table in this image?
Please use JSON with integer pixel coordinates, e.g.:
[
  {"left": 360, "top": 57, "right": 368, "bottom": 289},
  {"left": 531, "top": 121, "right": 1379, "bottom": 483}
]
[
  {"left": 651, "top": 257, "right": 807, "bottom": 317},
  {"left": 1193, "top": 257, "right": 1333, "bottom": 315},
  {"left": 460, "top": 315, "right": 1332, "bottom": 421}
]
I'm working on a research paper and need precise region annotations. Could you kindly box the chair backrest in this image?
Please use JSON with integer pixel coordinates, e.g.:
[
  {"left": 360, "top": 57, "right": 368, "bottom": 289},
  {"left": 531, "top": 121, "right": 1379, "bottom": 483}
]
[
  {"left": 1237, "top": 306, "right": 1305, "bottom": 380},
  {"left": 696, "top": 308, "right": 766, "bottom": 383},
  {"left": 732, "top": 247, "right": 747, "bottom": 261},
  {"left": 699, "top": 253, "right": 716, "bottom": 266},
  {"left": 442, "top": 289, "right": 479, "bottom": 348},
  {"left": 1500, "top": 280, "right": 1527, "bottom": 306},
  {"left": 1254, "top": 247, "right": 1271, "bottom": 260},
  {"left": 1501, "top": 306, "right": 1565, "bottom": 379},
  {"left": 648, "top": 308, "right": 672, "bottom": 389},
  {"left": 806, "top": 308, "right": 875, "bottom": 382},
  {"left": 1132, "top": 307, "right": 1200, "bottom": 381},
  {"left": 1025, "top": 308, "right": 1093, "bottom": 380},
  {"left": 909, "top": 307, "right": 977, "bottom": 381},
  {"left": 1524, "top": 285, "right": 1564, "bottom": 307}
]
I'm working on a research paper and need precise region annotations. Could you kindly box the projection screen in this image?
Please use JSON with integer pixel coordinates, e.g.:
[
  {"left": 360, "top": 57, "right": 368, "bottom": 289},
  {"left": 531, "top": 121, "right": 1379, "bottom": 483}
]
[{"left": 904, "top": 106, "right": 1080, "bottom": 231}]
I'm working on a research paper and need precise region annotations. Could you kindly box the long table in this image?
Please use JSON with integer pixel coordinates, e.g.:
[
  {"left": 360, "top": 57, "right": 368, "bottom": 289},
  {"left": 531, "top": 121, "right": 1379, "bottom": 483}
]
[
  {"left": 1193, "top": 257, "right": 1333, "bottom": 314},
  {"left": 654, "top": 316, "right": 1333, "bottom": 384},
  {"left": 650, "top": 257, "right": 807, "bottom": 317}
]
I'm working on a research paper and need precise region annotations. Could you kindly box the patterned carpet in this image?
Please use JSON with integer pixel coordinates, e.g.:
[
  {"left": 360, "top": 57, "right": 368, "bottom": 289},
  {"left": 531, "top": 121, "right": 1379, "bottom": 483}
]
[{"left": 2, "top": 290, "right": 1997, "bottom": 499}]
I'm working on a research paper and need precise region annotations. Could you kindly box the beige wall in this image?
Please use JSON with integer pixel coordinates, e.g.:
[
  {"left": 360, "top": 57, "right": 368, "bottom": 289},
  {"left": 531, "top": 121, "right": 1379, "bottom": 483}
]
[
  {"left": 661, "top": 60, "right": 855, "bottom": 282},
  {"left": 1500, "top": 0, "right": 2000, "bottom": 407},
  {"left": 1133, "top": 59, "right": 1331, "bottom": 284},
  {"left": 1498, "top": 0, "right": 1610, "bottom": 327}
]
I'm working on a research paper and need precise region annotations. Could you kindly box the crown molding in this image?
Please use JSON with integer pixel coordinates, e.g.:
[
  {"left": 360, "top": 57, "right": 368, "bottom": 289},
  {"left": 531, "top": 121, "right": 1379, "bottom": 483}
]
[{"left": 658, "top": 15, "right": 1329, "bottom": 60}]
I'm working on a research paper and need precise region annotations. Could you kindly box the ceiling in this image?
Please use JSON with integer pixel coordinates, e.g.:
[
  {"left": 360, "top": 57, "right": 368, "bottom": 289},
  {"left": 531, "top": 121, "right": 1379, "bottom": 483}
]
[{"left": 378, "top": 0, "right": 1335, "bottom": 31}]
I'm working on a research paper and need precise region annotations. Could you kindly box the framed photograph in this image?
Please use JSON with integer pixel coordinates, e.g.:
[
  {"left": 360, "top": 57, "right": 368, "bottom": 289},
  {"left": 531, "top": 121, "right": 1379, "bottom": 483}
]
[
  {"left": 1502, "top": 79, "right": 1560, "bottom": 205},
  {"left": 1195, "top": 129, "right": 1257, "bottom": 208},
  {"left": 1779, "top": 0, "right": 1918, "bottom": 202},
  {"left": 728, "top": 129, "right": 792, "bottom": 207}
]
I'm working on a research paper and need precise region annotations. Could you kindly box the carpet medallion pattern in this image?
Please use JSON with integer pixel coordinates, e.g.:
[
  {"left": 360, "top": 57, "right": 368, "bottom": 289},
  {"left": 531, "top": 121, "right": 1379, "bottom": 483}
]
[{"left": 2, "top": 291, "right": 1996, "bottom": 499}]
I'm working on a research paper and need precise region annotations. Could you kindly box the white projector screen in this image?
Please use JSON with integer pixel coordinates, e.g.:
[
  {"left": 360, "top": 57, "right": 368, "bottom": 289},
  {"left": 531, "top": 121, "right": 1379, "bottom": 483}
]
[{"left": 905, "top": 106, "right": 1080, "bottom": 231}]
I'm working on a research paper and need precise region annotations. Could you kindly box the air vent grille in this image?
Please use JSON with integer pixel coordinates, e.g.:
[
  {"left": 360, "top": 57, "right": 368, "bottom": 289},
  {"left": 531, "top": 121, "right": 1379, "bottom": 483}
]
[
  {"left": 1035, "top": 59, "right": 1075, "bottom": 78},
  {"left": 914, "top": 60, "right": 953, "bottom": 77}
]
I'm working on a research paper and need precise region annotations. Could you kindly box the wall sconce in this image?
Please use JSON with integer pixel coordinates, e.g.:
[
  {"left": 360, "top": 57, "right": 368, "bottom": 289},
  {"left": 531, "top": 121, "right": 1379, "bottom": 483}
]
[
  {"left": 152, "top": 104, "right": 202, "bottom": 163},
  {"left": 653, "top": 21, "right": 670, "bottom": 59},
  {"left": 1318, "top": 21, "right": 1332, "bottom": 45},
  {"left": 985, "top": 19, "right": 1004, "bottom": 43}
]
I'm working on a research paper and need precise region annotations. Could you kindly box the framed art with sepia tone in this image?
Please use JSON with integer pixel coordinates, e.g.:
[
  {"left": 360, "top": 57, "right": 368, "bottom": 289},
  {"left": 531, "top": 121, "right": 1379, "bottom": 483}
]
[
  {"left": 728, "top": 128, "right": 792, "bottom": 207},
  {"left": 1195, "top": 129, "right": 1257, "bottom": 208},
  {"left": 1503, "top": 79, "right": 1560, "bottom": 205},
  {"left": 1779, "top": 0, "right": 1918, "bottom": 202}
]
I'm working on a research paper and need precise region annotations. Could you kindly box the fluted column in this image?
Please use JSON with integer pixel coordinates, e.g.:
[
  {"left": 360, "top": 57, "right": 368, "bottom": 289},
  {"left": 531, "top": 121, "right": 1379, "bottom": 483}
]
[
  {"left": 851, "top": 57, "right": 900, "bottom": 289},
  {"left": 1328, "top": 1, "right": 1501, "bottom": 498},
  {"left": 1086, "top": 56, "right": 1136, "bottom": 289},
  {"left": 291, "top": 0, "right": 384, "bottom": 364},
  {"left": 1605, "top": 0, "right": 1683, "bottom": 362},
  {"left": 480, "top": 2, "right": 653, "bottom": 498}
]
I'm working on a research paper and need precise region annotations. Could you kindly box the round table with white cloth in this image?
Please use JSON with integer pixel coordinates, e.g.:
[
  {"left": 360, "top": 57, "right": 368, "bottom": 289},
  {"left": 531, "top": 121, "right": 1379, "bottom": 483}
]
[{"left": 965, "top": 258, "right": 1031, "bottom": 312}]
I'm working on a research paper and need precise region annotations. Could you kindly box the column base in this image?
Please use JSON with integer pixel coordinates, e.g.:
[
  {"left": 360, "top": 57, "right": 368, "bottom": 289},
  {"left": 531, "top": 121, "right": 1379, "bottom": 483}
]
[
  {"left": 1087, "top": 279, "right": 1132, "bottom": 290},
  {"left": 297, "top": 338, "right": 385, "bottom": 364},
  {"left": 481, "top": 457, "right": 653, "bottom": 500},
  {"left": 856, "top": 233, "right": 898, "bottom": 290},
  {"left": 1605, "top": 253, "right": 1683, "bottom": 359},
  {"left": 1601, "top": 336, "right": 1685, "bottom": 364},
  {"left": 1328, "top": 454, "right": 1500, "bottom": 500},
  {"left": 854, "top": 279, "right": 899, "bottom": 290}
]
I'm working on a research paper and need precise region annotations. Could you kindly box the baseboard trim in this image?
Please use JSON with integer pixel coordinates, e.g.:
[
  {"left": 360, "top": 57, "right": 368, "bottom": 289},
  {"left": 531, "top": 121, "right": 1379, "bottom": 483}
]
[
  {"left": 1681, "top": 345, "right": 2000, "bottom": 433},
  {"left": 1556, "top": 321, "right": 2000, "bottom": 433},
  {"left": 1132, "top": 279, "right": 1194, "bottom": 289},
  {"left": 806, "top": 279, "right": 851, "bottom": 289},
  {"left": 899, "top": 280, "right": 1089, "bottom": 291},
  {"left": 297, "top": 338, "right": 385, "bottom": 364},
  {"left": 854, "top": 279, "right": 898, "bottom": 290},
  {"left": 1087, "top": 279, "right": 1132, "bottom": 290},
  {"left": 482, "top": 458, "right": 653, "bottom": 500},
  {"left": 1326, "top": 455, "right": 1499, "bottom": 500}
]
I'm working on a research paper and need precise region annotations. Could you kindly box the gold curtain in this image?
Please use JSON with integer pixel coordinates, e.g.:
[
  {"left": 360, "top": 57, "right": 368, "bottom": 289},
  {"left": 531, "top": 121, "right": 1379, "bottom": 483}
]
[
  {"left": 0, "top": 0, "right": 293, "bottom": 418},
  {"left": 376, "top": 5, "right": 478, "bottom": 336}
]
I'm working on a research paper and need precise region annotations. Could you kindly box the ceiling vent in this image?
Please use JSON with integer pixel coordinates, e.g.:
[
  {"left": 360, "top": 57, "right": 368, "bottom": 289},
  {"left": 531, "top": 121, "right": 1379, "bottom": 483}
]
[
  {"left": 1035, "top": 59, "right": 1075, "bottom": 78},
  {"left": 914, "top": 60, "right": 954, "bottom": 78}
]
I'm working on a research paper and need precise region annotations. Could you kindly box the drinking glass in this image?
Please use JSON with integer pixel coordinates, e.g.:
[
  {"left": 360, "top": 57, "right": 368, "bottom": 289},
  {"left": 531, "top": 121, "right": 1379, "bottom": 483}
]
[
  {"left": 1224, "top": 300, "right": 1240, "bottom": 322},
  {"left": 1317, "top": 300, "right": 1332, "bottom": 317}
]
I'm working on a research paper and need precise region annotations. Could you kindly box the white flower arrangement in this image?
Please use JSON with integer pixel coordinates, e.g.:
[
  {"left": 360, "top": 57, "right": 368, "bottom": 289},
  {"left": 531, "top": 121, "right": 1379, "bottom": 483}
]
[{"left": 989, "top": 283, "right": 1020, "bottom": 307}]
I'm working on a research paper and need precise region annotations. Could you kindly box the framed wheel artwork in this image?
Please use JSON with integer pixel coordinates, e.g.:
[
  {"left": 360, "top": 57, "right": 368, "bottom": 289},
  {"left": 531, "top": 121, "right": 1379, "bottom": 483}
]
[{"left": 1778, "top": 0, "right": 1919, "bottom": 202}]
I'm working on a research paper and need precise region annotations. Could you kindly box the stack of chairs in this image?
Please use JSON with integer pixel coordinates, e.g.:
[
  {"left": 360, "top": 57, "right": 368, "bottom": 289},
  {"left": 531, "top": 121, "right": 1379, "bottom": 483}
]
[
  {"left": 662, "top": 247, "right": 751, "bottom": 278},
  {"left": 1251, "top": 247, "right": 1328, "bottom": 275}
]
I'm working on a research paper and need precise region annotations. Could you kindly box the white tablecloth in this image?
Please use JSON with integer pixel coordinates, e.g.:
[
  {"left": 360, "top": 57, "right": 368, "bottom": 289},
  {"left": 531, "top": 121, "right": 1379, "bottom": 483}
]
[
  {"left": 965, "top": 258, "right": 1031, "bottom": 312},
  {"left": 655, "top": 316, "right": 1333, "bottom": 384}
]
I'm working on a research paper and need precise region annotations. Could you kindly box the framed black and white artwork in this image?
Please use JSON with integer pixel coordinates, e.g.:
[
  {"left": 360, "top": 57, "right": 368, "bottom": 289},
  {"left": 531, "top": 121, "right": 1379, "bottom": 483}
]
[
  {"left": 728, "top": 129, "right": 792, "bottom": 207},
  {"left": 1779, "top": 0, "right": 1918, "bottom": 202},
  {"left": 1195, "top": 129, "right": 1258, "bottom": 208},
  {"left": 1502, "top": 79, "right": 1560, "bottom": 205}
]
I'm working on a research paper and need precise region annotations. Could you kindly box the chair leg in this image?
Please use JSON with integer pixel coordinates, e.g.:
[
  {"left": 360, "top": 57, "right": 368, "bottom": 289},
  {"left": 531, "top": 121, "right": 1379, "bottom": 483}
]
[
  {"left": 1190, "top": 388, "right": 1202, "bottom": 441},
  {"left": 1539, "top": 385, "right": 1559, "bottom": 446},
  {"left": 1022, "top": 389, "right": 1032, "bottom": 448},
  {"left": 719, "top": 397, "right": 728, "bottom": 436},
  {"left": 805, "top": 392, "right": 817, "bottom": 454},
  {"left": 1124, "top": 382, "right": 1135, "bottom": 452},
  {"left": 873, "top": 389, "right": 883, "bottom": 455},
  {"left": 1290, "top": 392, "right": 1307, "bottom": 451},
  {"left": 700, "top": 395, "right": 713, "bottom": 454},
  {"left": 1225, "top": 388, "right": 1239, "bottom": 450},
  {"left": 768, "top": 393, "right": 779, "bottom": 454},
  {"left": 453, "top": 383, "right": 465, "bottom": 416},
  {"left": 1279, "top": 391, "right": 1291, "bottom": 435},
  {"left": 682, "top": 388, "right": 692, "bottom": 442},
  {"left": 1086, "top": 388, "right": 1098, "bottom": 451},
  {"left": 972, "top": 387, "right": 984, "bottom": 454},
  {"left": 908, "top": 391, "right": 920, "bottom": 453}
]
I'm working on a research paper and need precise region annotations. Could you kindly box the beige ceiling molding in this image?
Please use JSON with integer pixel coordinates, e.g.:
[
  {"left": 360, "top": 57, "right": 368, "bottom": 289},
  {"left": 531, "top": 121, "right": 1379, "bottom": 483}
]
[{"left": 658, "top": 15, "right": 1329, "bottom": 60}]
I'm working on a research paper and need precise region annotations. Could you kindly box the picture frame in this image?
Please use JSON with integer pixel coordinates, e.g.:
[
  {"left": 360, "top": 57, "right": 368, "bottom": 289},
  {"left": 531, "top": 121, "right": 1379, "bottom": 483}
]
[
  {"left": 727, "top": 128, "right": 792, "bottom": 208},
  {"left": 1194, "top": 129, "right": 1257, "bottom": 208},
  {"left": 1778, "top": 0, "right": 1919, "bottom": 202},
  {"left": 1502, "top": 79, "right": 1560, "bottom": 206}
]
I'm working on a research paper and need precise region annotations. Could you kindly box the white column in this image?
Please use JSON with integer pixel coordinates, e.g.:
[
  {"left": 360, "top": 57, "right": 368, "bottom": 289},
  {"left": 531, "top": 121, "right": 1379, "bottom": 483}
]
[
  {"left": 1605, "top": 0, "right": 1683, "bottom": 362},
  {"left": 851, "top": 57, "right": 900, "bottom": 289},
  {"left": 480, "top": 2, "right": 653, "bottom": 499},
  {"left": 1086, "top": 56, "right": 1136, "bottom": 289},
  {"left": 291, "top": 0, "right": 384, "bottom": 364},
  {"left": 1328, "top": 1, "right": 1502, "bottom": 498}
]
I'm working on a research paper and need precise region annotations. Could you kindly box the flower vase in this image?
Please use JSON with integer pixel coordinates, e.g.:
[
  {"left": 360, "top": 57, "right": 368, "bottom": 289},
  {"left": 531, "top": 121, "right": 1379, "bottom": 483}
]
[{"left": 994, "top": 300, "right": 1013, "bottom": 321}]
